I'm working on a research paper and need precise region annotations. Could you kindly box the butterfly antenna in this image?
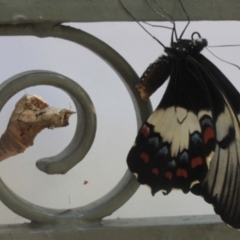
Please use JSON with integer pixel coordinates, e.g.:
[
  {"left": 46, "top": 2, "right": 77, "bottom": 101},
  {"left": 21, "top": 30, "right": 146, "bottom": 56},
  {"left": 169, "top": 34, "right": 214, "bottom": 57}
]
[
  {"left": 146, "top": 0, "right": 173, "bottom": 23},
  {"left": 208, "top": 44, "right": 240, "bottom": 48},
  {"left": 206, "top": 47, "right": 240, "bottom": 70},
  {"left": 178, "top": 0, "right": 190, "bottom": 39},
  {"left": 143, "top": 21, "right": 173, "bottom": 30},
  {"left": 119, "top": 0, "right": 165, "bottom": 48},
  {"left": 146, "top": 0, "right": 178, "bottom": 43}
]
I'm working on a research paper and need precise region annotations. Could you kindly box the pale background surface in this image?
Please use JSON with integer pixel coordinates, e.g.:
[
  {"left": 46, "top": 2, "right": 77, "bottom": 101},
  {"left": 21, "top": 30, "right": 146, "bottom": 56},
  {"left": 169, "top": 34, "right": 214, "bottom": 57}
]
[{"left": 0, "top": 20, "right": 239, "bottom": 224}]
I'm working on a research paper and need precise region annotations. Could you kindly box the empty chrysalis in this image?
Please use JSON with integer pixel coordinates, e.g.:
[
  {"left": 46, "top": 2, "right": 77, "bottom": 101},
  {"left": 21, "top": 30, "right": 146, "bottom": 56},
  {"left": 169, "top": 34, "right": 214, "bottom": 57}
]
[{"left": 0, "top": 94, "right": 75, "bottom": 162}]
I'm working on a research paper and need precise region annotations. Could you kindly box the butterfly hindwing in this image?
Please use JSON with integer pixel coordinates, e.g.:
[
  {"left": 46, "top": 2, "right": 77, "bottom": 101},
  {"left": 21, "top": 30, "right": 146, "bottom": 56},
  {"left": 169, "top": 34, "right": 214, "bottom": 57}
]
[
  {"left": 190, "top": 55, "right": 240, "bottom": 229},
  {"left": 127, "top": 56, "right": 216, "bottom": 195},
  {"left": 191, "top": 99, "right": 240, "bottom": 228}
]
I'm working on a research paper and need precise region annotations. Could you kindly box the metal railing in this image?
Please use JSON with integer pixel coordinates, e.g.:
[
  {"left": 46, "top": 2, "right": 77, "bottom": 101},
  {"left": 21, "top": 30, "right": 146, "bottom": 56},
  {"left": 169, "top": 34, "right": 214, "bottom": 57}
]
[{"left": 0, "top": 1, "right": 239, "bottom": 239}]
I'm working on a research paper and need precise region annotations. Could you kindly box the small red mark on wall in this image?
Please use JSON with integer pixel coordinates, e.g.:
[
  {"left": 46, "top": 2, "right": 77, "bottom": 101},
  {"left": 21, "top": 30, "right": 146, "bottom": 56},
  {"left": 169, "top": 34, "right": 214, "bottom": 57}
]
[{"left": 83, "top": 180, "right": 88, "bottom": 185}]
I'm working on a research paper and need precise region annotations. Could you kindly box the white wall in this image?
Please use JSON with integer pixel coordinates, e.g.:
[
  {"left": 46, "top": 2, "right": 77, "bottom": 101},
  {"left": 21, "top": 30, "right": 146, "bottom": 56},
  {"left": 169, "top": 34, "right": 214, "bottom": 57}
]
[{"left": 0, "top": 21, "right": 239, "bottom": 224}]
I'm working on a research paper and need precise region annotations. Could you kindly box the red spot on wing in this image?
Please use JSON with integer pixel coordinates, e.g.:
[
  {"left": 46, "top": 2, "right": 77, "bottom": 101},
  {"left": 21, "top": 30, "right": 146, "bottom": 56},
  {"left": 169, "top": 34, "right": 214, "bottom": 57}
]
[
  {"left": 203, "top": 127, "right": 215, "bottom": 144},
  {"left": 165, "top": 171, "right": 172, "bottom": 180},
  {"left": 141, "top": 124, "right": 150, "bottom": 138},
  {"left": 191, "top": 156, "right": 203, "bottom": 168},
  {"left": 152, "top": 168, "right": 159, "bottom": 176},
  {"left": 176, "top": 169, "right": 188, "bottom": 178},
  {"left": 139, "top": 152, "right": 149, "bottom": 163}
]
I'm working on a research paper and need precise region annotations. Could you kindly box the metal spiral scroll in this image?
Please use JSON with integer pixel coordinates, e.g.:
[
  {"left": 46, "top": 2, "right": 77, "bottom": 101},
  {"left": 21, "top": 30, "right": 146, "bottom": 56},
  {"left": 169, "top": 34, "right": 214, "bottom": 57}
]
[
  {"left": 0, "top": 24, "right": 152, "bottom": 225},
  {"left": 0, "top": 71, "right": 97, "bottom": 175}
]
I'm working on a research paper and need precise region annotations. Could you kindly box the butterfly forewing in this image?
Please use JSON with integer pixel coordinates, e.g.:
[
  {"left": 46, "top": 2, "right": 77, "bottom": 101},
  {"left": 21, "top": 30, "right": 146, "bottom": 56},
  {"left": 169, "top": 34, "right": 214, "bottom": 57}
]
[{"left": 197, "top": 54, "right": 240, "bottom": 117}]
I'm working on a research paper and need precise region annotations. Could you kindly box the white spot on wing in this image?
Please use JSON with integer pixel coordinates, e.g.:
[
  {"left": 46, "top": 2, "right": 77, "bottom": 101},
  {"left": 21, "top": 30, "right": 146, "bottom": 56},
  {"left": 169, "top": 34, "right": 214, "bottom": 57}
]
[
  {"left": 216, "top": 106, "right": 233, "bottom": 142},
  {"left": 176, "top": 107, "right": 187, "bottom": 123},
  {"left": 133, "top": 173, "right": 138, "bottom": 178},
  {"left": 148, "top": 107, "right": 207, "bottom": 156},
  {"left": 148, "top": 109, "right": 165, "bottom": 126},
  {"left": 187, "top": 112, "right": 201, "bottom": 134},
  {"left": 206, "top": 151, "right": 214, "bottom": 168},
  {"left": 198, "top": 110, "right": 212, "bottom": 120},
  {"left": 190, "top": 180, "right": 200, "bottom": 188}
]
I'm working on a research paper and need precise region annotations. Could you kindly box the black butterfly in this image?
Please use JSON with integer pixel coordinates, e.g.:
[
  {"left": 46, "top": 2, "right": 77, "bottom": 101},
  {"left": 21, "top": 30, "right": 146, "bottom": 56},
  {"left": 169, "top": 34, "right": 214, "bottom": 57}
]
[{"left": 122, "top": 0, "right": 240, "bottom": 229}]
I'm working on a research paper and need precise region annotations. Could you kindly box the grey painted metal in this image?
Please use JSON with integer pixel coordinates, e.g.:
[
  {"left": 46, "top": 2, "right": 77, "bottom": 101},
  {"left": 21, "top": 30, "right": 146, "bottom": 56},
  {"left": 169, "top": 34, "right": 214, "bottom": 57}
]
[
  {"left": 0, "top": 0, "right": 239, "bottom": 24},
  {"left": 0, "top": 215, "right": 239, "bottom": 240},
  {"left": 0, "top": 70, "right": 96, "bottom": 222},
  {"left": 0, "top": 24, "right": 152, "bottom": 224},
  {"left": 0, "top": 0, "right": 238, "bottom": 239}
]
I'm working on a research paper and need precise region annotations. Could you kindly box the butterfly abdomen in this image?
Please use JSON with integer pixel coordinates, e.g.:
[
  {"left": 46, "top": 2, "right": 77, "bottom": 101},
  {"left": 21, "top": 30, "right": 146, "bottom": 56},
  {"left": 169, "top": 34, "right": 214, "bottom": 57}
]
[{"left": 136, "top": 56, "right": 171, "bottom": 100}]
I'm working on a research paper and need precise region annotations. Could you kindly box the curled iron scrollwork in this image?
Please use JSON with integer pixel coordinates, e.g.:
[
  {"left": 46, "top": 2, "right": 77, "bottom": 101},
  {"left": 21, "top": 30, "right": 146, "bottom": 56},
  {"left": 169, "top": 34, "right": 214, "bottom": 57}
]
[{"left": 0, "top": 24, "right": 152, "bottom": 224}]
